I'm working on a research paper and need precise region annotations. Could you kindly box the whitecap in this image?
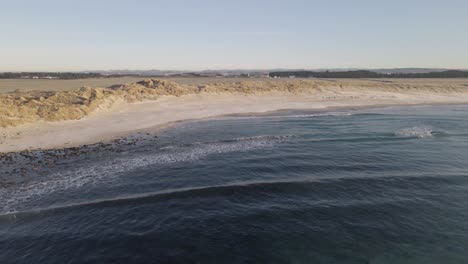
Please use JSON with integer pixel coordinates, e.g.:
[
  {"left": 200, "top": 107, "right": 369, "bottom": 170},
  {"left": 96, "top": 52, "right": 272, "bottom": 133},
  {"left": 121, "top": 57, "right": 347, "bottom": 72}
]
[{"left": 394, "top": 126, "right": 434, "bottom": 138}]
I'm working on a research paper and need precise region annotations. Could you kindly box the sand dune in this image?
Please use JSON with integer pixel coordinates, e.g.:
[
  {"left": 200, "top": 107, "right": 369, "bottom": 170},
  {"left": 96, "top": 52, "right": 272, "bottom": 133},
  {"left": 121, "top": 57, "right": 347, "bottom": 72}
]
[{"left": 1, "top": 78, "right": 468, "bottom": 152}]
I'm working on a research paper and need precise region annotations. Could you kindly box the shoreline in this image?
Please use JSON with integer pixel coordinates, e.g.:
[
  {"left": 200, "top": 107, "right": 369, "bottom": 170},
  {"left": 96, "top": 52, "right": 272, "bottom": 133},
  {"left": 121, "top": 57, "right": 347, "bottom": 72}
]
[
  {"left": 2, "top": 78, "right": 468, "bottom": 153},
  {"left": 1, "top": 91, "right": 468, "bottom": 153}
]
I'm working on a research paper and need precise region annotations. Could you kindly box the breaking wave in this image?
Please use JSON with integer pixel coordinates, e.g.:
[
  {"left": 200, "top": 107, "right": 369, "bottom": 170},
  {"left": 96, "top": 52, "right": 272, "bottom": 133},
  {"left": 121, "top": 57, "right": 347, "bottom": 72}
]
[
  {"left": 2, "top": 172, "right": 463, "bottom": 218},
  {"left": 284, "top": 112, "right": 353, "bottom": 118},
  {"left": 394, "top": 126, "right": 434, "bottom": 138},
  {"left": 223, "top": 111, "right": 352, "bottom": 120},
  {"left": 0, "top": 135, "right": 293, "bottom": 214}
]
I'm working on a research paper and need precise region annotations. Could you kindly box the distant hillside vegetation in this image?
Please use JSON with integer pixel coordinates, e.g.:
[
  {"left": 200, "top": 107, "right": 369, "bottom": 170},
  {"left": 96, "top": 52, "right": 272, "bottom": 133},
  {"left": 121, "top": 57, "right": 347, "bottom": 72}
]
[{"left": 269, "top": 70, "right": 468, "bottom": 78}]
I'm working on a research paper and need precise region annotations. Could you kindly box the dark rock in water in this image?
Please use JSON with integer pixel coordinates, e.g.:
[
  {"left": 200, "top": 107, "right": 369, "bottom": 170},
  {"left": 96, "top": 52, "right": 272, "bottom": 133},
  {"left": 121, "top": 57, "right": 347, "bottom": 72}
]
[{"left": 0, "top": 130, "right": 160, "bottom": 185}]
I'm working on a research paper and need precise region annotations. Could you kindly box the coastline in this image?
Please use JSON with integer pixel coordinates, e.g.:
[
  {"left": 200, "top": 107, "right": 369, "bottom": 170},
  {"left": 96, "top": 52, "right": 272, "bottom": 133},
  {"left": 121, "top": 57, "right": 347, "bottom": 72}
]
[{"left": 2, "top": 88, "right": 468, "bottom": 153}]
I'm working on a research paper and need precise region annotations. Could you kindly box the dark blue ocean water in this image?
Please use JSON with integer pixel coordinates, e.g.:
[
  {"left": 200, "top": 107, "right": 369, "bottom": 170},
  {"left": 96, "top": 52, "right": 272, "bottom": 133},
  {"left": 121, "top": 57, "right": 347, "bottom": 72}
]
[{"left": 1, "top": 105, "right": 468, "bottom": 263}]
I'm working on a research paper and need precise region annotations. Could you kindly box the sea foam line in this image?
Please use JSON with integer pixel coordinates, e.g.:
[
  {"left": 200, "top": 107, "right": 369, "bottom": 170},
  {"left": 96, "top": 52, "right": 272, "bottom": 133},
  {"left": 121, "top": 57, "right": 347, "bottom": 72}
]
[{"left": 219, "top": 111, "right": 353, "bottom": 120}]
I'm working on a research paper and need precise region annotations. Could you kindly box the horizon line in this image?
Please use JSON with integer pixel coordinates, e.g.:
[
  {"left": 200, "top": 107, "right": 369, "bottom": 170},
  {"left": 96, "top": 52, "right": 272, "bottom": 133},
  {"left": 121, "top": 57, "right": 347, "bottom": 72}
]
[{"left": 2, "top": 67, "right": 468, "bottom": 73}]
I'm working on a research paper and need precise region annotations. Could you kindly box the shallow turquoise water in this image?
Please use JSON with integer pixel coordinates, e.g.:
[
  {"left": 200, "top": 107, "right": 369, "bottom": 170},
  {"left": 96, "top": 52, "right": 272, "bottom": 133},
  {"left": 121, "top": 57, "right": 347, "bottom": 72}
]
[{"left": 1, "top": 105, "right": 468, "bottom": 263}]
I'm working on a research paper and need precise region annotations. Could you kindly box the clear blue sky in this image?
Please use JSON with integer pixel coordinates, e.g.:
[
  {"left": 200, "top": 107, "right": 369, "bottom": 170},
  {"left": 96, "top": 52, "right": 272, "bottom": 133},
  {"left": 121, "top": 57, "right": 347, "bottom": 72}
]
[{"left": 1, "top": 0, "right": 467, "bottom": 71}]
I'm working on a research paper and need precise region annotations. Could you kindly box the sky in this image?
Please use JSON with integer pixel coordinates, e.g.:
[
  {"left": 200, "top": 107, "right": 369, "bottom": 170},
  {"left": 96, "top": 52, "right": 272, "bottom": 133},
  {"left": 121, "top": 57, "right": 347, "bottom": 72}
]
[{"left": 1, "top": 0, "right": 468, "bottom": 71}]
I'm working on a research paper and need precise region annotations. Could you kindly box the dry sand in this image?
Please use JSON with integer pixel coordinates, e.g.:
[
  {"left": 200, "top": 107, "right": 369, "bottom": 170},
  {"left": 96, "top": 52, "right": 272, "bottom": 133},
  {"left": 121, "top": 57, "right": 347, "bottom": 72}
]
[{"left": 1, "top": 78, "right": 468, "bottom": 153}]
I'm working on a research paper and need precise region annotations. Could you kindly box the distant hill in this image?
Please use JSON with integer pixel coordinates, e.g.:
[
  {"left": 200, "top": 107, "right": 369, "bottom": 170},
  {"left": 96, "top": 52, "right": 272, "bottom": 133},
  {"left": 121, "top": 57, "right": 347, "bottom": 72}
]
[
  {"left": 269, "top": 70, "right": 468, "bottom": 79},
  {"left": 371, "top": 68, "right": 456, "bottom": 74},
  {"left": 264, "top": 68, "right": 466, "bottom": 74},
  {"left": 2, "top": 69, "right": 468, "bottom": 80},
  {"left": 86, "top": 69, "right": 184, "bottom": 76},
  {"left": 0, "top": 72, "right": 104, "bottom": 79}
]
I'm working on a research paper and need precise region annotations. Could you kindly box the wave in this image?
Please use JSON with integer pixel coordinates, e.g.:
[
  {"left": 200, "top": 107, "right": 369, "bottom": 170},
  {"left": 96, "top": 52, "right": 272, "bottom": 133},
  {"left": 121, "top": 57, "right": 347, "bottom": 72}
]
[
  {"left": 218, "top": 134, "right": 296, "bottom": 143},
  {"left": 0, "top": 177, "right": 391, "bottom": 217},
  {"left": 0, "top": 135, "right": 292, "bottom": 214},
  {"left": 282, "top": 112, "right": 352, "bottom": 118},
  {"left": 3, "top": 172, "right": 466, "bottom": 218},
  {"left": 394, "top": 126, "right": 434, "bottom": 138},
  {"left": 222, "top": 111, "right": 353, "bottom": 120},
  {"left": 0, "top": 179, "right": 304, "bottom": 217}
]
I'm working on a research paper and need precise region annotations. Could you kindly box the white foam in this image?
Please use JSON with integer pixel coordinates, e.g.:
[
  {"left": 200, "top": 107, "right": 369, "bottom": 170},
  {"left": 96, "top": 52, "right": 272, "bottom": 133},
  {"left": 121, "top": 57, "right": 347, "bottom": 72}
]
[
  {"left": 231, "top": 135, "right": 296, "bottom": 141},
  {"left": 0, "top": 135, "right": 290, "bottom": 213},
  {"left": 395, "top": 126, "right": 434, "bottom": 138},
  {"left": 221, "top": 111, "right": 352, "bottom": 120},
  {"left": 285, "top": 112, "right": 352, "bottom": 118}
]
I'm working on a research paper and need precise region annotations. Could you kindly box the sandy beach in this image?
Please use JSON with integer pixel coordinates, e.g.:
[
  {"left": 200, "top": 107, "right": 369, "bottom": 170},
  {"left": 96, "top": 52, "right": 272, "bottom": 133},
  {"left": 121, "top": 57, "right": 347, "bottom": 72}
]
[{"left": 1, "top": 78, "right": 468, "bottom": 153}]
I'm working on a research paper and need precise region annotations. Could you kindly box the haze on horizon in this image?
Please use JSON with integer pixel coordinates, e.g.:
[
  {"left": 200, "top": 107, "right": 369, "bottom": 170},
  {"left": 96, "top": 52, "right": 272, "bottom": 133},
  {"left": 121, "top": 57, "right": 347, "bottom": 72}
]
[{"left": 1, "top": 0, "right": 468, "bottom": 72}]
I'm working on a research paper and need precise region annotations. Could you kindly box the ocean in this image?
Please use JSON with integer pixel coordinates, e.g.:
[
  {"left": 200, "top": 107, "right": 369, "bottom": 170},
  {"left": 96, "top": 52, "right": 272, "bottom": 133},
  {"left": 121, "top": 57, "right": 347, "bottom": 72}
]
[{"left": 1, "top": 105, "right": 468, "bottom": 263}]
